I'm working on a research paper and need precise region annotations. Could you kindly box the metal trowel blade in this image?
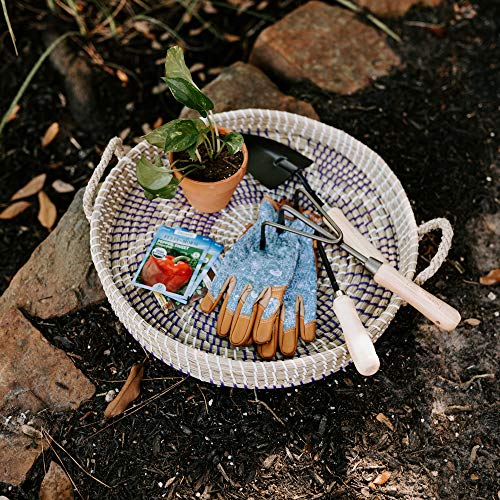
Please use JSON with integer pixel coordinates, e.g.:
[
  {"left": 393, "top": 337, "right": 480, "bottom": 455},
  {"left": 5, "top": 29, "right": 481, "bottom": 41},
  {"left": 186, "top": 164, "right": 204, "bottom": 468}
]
[{"left": 242, "top": 134, "right": 313, "bottom": 189}]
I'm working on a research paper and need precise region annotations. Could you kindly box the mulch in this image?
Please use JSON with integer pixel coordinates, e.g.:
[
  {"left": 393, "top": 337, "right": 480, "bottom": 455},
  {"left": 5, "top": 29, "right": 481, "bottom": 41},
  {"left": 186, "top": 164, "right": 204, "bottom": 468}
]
[{"left": 0, "top": 1, "right": 498, "bottom": 498}]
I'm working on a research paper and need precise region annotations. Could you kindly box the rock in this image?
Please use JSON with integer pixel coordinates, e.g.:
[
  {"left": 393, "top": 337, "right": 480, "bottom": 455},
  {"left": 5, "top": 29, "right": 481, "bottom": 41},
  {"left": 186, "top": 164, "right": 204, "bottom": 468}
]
[
  {"left": 39, "top": 462, "right": 75, "bottom": 500},
  {"left": 357, "top": 0, "right": 442, "bottom": 17},
  {"left": 1, "top": 188, "right": 105, "bottom": 319},
  {"left": 180, "top": 62, "right": 318, "bottom": 120},
  {"left": 249, "top": 1, "right": 401, "bottom": 95},
  {"left": 39, "top": 462, "right": 74, "bottom": 500},
  {"left": 0, "top": 307, "right": 95, "bottom": 485},
  {"left": 0, "top": 433, "right": 44, "bottom": 488},
  {"left": 43, "top": 31, "right": 98, "bottom": 132}
]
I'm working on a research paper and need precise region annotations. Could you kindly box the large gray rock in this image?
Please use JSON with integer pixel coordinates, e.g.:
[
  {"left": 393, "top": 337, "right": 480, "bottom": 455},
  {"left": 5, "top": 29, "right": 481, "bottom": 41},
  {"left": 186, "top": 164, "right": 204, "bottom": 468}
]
[
  {"left": 1, "top": 188, "right": 105, "bottom": 319},
  {"left": 249, "top": 1, "right": 401, "bottom": 95},
  {"left": 0, "top": 307, "right": 95, "bottom": 486},
  {"left": 180, "top": 62, "right": 319, "bottom": 120}
]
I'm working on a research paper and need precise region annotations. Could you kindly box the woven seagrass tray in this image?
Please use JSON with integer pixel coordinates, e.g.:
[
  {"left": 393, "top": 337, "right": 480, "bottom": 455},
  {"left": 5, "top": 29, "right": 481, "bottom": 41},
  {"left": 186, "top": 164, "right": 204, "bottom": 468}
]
[{"left": 84, "top": 109, "right": 453, "bottom": 389}]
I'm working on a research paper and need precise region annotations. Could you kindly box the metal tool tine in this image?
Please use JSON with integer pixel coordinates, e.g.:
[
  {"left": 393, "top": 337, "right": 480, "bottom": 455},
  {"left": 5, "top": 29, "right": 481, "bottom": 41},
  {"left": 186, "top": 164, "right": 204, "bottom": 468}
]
[
  {"left": 276, "top": 204, "right": 341, "bottom": 243},
  {"left": 293, "top": 186, "right": 343, "bottom": 240},
  {"left": 260, "top": 221, "right": 337, "bottom": 251}
]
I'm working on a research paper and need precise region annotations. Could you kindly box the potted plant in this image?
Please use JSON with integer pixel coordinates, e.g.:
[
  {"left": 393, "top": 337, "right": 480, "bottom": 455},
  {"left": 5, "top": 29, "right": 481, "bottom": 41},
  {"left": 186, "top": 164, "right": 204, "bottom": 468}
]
[{"left": 136, "top": 46, "right": 247, "bottom": 213}]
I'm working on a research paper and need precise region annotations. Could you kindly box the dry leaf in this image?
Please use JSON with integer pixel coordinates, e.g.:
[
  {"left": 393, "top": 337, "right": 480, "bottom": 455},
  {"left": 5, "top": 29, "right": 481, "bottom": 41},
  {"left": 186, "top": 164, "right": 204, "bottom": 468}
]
[
  {"left": 376, "top": 413, "right": 395, "bottom": 431},
  {"left": 37, "top": 191, "right": 57, "bottom": 230},
  {"left": 224, "top": 33, "right": 240, "bottom": 42},
  {"left": 10, "top": 173, "right": 47, "bottom": 201},
  {"left": 0, "top": 201, "right": 31, "bottom": 219},
  {"left": 52, "top": 180, "right": 75, "bottom": 194},
  {"left": 39, "top": 462, "right": 74, "bottom": 500},
  {"left": 464, "top": 318, "right": 481, "bottom": 326},
  {"left": 41, "top": 122, "right": 60, "bottom": 147},
  {"left": 189, "top": 62, "right": 205, "bottom": 73},
  {"left": 6, "top": 104, "right": 20, "bottom": 123},
  {"left": 372, "top": 471, "right": 391, "bottom": 486},
  {"left": 479, "top": 269, "right": 500, "bottom": 286},
  {"left": 104, "top": 361, "right": 145, "bottom": 418},
  {"left": 116, "top": 69, "right": 129, "bottom": 85}
]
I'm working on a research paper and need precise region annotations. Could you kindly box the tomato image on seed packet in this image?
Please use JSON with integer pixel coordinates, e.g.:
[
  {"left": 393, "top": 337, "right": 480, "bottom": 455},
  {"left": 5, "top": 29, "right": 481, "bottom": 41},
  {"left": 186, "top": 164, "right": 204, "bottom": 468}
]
[{"left": 132, "top": 226, "right": 212, "bottom": 302}]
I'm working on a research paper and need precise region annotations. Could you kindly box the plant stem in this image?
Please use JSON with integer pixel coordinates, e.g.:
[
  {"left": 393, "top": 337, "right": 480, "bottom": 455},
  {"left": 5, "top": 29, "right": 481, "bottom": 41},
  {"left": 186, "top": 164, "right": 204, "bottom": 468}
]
[{"left": 195, "top": 148, "right": 202, "bottom": 163}]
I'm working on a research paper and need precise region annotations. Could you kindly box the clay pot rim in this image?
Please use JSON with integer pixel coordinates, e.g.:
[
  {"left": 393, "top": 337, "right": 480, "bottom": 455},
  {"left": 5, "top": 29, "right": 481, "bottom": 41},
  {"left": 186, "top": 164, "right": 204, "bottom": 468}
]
[{"left": 171, "top": 126, "right": 247, "bottom": 186}]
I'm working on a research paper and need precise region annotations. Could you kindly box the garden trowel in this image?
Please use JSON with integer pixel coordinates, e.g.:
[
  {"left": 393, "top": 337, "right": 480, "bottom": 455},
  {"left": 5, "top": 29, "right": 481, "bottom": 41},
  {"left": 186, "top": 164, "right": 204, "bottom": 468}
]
[
  {"left": 243, "top": 134, "right": 461, "bottom": 332},
  {"left": 242, "top": 133, "right": 385, "bottom": 262}
]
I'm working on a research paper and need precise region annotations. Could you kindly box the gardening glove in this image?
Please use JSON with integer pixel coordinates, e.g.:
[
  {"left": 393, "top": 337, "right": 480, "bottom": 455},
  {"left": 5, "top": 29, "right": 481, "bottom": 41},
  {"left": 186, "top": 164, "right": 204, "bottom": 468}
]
[
  {"left": 200, "top": 199, "right": 302, "bottom": 347},
  {"left": 258, "top": 219, "right": 317, "bottom": 360}
]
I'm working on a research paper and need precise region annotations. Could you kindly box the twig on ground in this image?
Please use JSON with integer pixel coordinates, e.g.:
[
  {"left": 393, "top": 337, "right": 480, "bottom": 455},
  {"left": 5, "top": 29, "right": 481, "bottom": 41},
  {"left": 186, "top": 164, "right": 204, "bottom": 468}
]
[
  {"left": 82, "top": 376, "right": 188, "bottom": 441},
  {"left": 249, "top": 399, "right": 286, "bottom": 427},
  {"left": 42, "top": 428, "right": 111, "bottom": 489}
]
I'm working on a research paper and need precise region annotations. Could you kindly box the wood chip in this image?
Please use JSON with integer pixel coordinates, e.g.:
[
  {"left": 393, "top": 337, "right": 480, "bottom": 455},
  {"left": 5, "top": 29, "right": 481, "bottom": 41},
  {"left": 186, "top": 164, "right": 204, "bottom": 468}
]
[
  {"left": 262, "top": 454, "right": 278, "bottom": 469},
  {"left": 0, "top": 201, "right": 31, "bottom": 219},
  {"left": 6, "top": 104, "right": 20, "bottom": 123},
  {"left": 41, "top": 122, "right": 60, "bottom": 147},
  {"left": 37, "top": 191, "right": 57, "bottom": 230},
  {"left": 116, "top": 69, "right": 129, "bottom": 85},
  {"left": 479, "top": 269, "right": 500, "bottom": 286},
  {"left": 371, "top": 471, "right": 391, "bottom": 486},
  {"left": 52, "top": 180, "right": 75, "bottom": 193},
  {"left": 104, "top": 361, "right": 145, "bottom": 418},
  {"left": 376, "top": 413, "right": 395, "bottom": 431},
  {"left": 464, "top": 318, "right": 481, "bottom": 326},
  {"left": 10, "top": 174, "right": 47, "bottom": 201}
]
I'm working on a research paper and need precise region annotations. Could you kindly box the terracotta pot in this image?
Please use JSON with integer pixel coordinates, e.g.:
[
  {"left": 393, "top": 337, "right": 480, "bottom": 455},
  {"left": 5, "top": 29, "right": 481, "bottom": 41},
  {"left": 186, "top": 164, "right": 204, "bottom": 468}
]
[{"left": 170, "top": 126, "right": 247, "bottom": 214}]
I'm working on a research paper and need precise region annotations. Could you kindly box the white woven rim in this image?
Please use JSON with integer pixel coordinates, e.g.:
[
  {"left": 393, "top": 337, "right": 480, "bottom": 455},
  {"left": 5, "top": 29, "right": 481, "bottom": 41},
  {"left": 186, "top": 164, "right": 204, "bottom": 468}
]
[{"left": 85, "top": 110, "right": 453, "bottom": 389}]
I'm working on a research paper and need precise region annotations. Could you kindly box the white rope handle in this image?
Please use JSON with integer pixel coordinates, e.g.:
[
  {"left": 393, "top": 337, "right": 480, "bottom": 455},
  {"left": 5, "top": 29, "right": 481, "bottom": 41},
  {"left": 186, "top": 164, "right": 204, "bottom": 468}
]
[
  {"left": 83, "top": 137, "right": 124, "bottom": 222},
  {"left": 414, "top": 218, "right": 454, "bottom": 285}
]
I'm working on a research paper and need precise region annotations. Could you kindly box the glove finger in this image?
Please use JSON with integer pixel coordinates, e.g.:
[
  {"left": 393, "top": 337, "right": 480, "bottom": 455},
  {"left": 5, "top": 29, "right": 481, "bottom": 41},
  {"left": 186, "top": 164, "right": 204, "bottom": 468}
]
[
  {"left": 229, "top": 284, "right": 255, "bottom": 346},
  {"left": 200, "top": 274, "right": 234, "bottom": 314},
  {"left": 257, "top": 314, "right": 279, "bottom": 360},
  {"left": 215, "top": 276, "right": 238, "bottom": 337},
  {"left": 296, "top": 295, "right": 316, "bottom": 342},
  {"left": 253, "top": 287, "right": 285, "bottom": 344},
  {"left": 279, "top": 305, "right": 298, "bottom": 357}
]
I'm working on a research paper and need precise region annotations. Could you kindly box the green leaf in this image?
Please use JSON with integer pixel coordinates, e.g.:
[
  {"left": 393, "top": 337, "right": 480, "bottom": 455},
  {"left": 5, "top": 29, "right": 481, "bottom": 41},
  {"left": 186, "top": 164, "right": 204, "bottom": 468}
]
[
  {"left": 163, "top": 119, "right": 200, "bottom": 152},
  {"left": 163, "top": 77, "right": 214, "bottom": 118},
  {"left": 164, "top": 46, "right": 197, "bottom": 88},
  {"left": 136, "top": 155, "right": 179, "bottom": 200},
  {"left": 144, "top": 119, "right": 200, "bottom": 152},
  {"left": 222, "top": 132, "right": 244, "bottom": 155}
]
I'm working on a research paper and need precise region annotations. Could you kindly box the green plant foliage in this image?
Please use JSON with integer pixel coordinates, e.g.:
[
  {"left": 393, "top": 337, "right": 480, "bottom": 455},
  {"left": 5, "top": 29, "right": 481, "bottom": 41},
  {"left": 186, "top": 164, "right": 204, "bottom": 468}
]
[
  {"left": 164, "top": 45, "right": 196, "bottom": 86},
  {"left": 136, "top": 156, "right": 179, "bottom": 200},
  {"left": 163, "top": 77, "right": 214, "bottom": 118},
  {"left": 138, "top": 45, "right": 245, "bottom": 201},
  {"left": 221, "top": 132, "right": 244, "bottom": 155}
]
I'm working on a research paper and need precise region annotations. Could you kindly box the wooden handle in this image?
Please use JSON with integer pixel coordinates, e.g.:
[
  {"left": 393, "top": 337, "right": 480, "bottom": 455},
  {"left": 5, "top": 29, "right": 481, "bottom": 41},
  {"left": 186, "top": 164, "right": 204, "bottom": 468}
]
[
  {"left": 333, "top": 295, "right": 380, "bottom": 376},
  {"left": 325, "top": 207, "right": 386, "bottom": 262},
  {"left": 374, "top": 263, "right": 461, "bottom": 331}
]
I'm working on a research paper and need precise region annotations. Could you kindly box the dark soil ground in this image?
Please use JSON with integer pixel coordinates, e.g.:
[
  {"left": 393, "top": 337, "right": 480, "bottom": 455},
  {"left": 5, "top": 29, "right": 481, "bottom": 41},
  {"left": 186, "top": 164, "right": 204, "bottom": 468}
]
[{"left": 1, "top": 1, "right": 499, "bottom": 499}]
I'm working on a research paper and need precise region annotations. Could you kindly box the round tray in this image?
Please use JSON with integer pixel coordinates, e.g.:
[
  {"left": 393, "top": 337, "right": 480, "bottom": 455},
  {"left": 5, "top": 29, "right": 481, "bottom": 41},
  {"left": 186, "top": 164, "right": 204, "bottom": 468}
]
[{"left": 84, "top": 110, "right": 452, "bottom": 389}]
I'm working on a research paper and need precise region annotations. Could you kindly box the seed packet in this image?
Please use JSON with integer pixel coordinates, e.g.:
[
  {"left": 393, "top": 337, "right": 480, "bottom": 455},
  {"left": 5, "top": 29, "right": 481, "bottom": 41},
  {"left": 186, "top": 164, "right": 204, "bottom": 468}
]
[
  {"left": 154, "top": 252, "right": 222, "bottom": 313},
  {"left": 186, "top": 240, "right": 224, "bottom": 297},
  {"left": 133, "top": 226, "right": 212, "bottom": 302}
]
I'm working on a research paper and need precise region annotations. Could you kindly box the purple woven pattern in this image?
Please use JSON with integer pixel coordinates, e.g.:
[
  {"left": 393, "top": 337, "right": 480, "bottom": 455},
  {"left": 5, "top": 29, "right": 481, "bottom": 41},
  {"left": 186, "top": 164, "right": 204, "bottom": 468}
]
[
  {"left": 107, "top": 124, "right": 399, "bottom": 362},
  {"left": 91, "top": 110, "right": 419, "bottom": 387}
]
